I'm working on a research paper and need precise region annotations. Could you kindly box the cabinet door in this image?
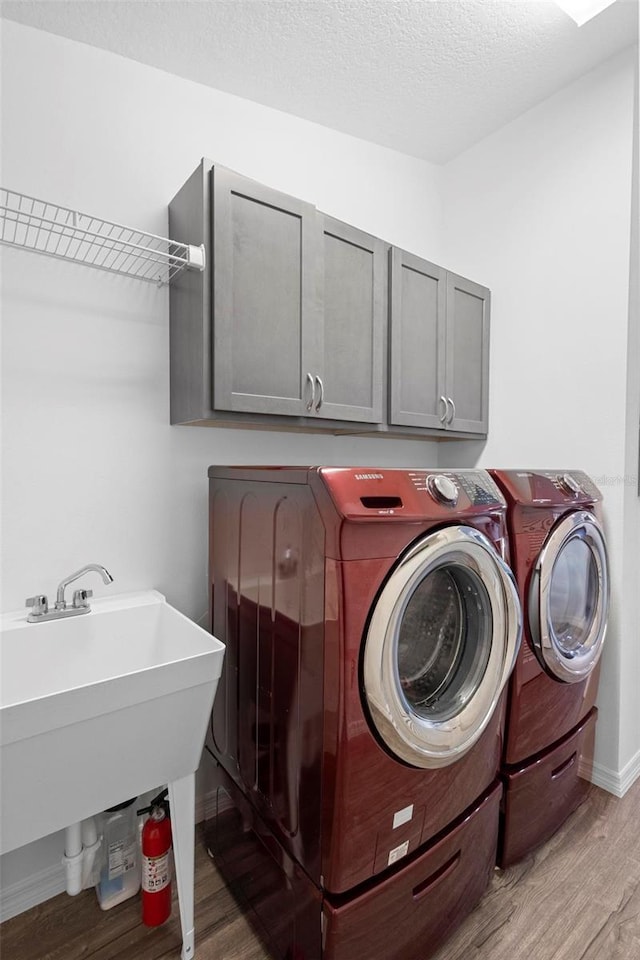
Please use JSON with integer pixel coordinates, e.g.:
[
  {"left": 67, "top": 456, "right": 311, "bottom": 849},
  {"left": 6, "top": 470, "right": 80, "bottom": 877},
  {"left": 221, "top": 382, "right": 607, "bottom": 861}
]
[
  {"left": 316, "top": 217, "right": 385, "bottom": 423},
  {"left": 212, "top": 167, "right": 320, "bottom": 416},
  {"left": 445, "top": 273, "right": 490, "bottom": 435},
  {"left": 389, "top": 249, "right": 447, "bottom": 429}
]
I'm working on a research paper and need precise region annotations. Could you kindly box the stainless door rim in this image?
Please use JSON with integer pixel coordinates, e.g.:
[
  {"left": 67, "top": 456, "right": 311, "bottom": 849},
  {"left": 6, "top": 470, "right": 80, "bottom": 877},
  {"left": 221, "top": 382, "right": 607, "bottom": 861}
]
[
  {"left": 363, "top": 525, "right": 522, "bottom": 769},
  {"left": 529, "top": 510, "right": 609, "bottom": 683}
]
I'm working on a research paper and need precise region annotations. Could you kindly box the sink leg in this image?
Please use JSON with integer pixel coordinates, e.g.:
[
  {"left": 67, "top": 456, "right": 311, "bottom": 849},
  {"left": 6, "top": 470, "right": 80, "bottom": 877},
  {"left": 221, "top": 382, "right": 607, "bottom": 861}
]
[{"left": 168, "top": 773, "right": 196, "bottom": 960}]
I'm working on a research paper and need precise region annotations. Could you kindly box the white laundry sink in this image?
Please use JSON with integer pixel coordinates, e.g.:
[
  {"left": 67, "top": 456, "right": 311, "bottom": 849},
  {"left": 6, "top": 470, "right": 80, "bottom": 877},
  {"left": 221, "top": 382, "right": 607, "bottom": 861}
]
[{"left": 0, "top": 590, "right": 225, "bottom": 855}]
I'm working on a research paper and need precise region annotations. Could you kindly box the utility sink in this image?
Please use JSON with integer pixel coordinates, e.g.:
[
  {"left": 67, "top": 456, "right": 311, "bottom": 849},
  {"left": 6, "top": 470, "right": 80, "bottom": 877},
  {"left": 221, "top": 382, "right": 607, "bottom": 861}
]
[{"left": 0, "top": 590, "right": 225, "bottom": 855}]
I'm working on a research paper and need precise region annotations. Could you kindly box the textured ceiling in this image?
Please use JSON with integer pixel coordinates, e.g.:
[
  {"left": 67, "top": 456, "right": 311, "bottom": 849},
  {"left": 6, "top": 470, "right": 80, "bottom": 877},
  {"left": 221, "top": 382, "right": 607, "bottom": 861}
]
[{"left": 1, "top": 0, "right": 638, "bottom": 163}]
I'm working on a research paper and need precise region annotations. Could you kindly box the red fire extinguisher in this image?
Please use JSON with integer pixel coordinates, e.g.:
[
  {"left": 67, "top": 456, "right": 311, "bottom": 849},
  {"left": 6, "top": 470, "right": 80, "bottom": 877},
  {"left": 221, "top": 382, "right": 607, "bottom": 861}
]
[{"left": 140, "top": 789, "right": 172, "bottom": 926}]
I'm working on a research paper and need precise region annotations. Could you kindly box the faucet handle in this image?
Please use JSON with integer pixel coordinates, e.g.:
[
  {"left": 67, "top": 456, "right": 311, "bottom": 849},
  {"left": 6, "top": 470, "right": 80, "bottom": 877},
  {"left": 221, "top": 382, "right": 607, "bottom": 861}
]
[
  {"left": 26, "top": 595, "right": 49, "bottom": 617},
  {"left": 72, "top": 588, "right": 93, "bottom": 609}
]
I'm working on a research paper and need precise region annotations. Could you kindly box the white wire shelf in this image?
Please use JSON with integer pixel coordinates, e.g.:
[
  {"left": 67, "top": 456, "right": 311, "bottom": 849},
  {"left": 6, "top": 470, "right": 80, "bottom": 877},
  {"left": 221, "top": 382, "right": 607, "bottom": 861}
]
[{"left": 0, "top": 188, "right": 205, "bottom": 285}]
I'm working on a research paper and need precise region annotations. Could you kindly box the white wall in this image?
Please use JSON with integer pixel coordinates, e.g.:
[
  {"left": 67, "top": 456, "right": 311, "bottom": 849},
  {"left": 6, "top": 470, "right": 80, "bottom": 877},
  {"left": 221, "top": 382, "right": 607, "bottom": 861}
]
[
  {"left": 438, "top": 49, "right": 638, "bottom": 785},
  {"left": 619, "top": 61, "right": 640, "bottom": 777},
  {"left": 0, "top": 21, "right": 445, "bottom": 912}
]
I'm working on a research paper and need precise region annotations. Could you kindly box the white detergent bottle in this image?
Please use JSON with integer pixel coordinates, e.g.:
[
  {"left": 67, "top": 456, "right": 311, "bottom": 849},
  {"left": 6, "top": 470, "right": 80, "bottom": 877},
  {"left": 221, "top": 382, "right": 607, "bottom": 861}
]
[{"left": 96, "top": 798, "right": 141, "bottom": 909}]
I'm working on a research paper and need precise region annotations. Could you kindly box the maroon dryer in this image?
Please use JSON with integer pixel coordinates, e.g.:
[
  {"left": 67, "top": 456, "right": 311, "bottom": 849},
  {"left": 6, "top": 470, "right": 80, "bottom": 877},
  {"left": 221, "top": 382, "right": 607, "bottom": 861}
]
[
  {"left": 205, "top": 466, "right": 522, "bottom": 960},
  {"left": 489, "top": 469, "right": 610, "bottom": 867}
]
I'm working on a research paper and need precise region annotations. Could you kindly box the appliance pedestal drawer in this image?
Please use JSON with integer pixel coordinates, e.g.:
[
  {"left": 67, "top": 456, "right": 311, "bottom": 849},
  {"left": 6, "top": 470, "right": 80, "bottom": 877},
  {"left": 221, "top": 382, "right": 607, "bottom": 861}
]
[
  {"left": 499, "top": 707, "right": 597, "bottom": 868},
  {"left": 323, "top": 782, "right": 501, "bottom": 960}
]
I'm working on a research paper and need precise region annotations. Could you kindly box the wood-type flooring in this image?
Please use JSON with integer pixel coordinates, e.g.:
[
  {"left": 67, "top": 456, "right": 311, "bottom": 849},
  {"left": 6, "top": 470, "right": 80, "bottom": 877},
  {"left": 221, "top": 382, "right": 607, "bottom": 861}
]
[{"left": 2, "top": 776, "right": 639, "bottom": 960}]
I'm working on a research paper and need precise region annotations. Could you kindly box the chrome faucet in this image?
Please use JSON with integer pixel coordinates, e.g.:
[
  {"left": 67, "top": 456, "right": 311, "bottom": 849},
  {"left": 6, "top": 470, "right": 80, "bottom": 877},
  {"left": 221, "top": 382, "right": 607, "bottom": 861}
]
[
  {"left": 55, "top": 563, "right": 114, "bottom": 609},
  {"left": 26, "top": 563, "right": 114, "bottom": 623}
]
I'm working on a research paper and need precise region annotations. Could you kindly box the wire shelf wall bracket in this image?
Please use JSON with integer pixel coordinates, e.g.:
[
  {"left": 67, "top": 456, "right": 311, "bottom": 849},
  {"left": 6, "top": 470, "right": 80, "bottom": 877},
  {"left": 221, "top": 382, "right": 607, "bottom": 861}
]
[{"left": 0, "top": 188, "right": 205, "bottom": 285}]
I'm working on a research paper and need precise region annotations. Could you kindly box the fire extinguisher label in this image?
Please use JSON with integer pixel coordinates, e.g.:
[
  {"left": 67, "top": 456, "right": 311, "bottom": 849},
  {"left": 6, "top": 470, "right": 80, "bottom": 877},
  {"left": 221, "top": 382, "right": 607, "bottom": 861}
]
[{"left": 142, "top": 852, "right": 171, "bottom": 893}]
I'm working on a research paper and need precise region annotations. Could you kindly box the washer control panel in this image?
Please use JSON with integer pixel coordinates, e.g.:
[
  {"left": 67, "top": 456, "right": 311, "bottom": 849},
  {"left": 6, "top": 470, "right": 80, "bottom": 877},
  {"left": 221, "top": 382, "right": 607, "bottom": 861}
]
[
  {"left": 457, "top": 471, "right": 505, "bottom": 507},
  {"left": 319, "top": 468, "right": 507, "bottom": 519},
  {"left": 557, "top": 473, "right": 583, "bottom": 496},
  {"left": 410, "top": 470, "right": 504, "bottom": 508},
  {"left": 427, "top": 474, "right": 459, "bottom": 505}
]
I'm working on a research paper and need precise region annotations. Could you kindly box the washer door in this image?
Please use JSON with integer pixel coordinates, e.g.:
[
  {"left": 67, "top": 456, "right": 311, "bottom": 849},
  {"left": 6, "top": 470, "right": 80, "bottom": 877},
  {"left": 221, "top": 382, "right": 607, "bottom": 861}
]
[
  {"left": 362, "top": 525, "right": 522, "bottom": 769},
  {"left": 529, "top": 511, "right": 609, "bottom": 683}
]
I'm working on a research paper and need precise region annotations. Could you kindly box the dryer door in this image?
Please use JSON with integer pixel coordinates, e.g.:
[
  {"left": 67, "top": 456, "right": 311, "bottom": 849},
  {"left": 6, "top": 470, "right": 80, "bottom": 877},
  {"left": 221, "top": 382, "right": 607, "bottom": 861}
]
[
  {"left": 362, "top": 525, "right": 522, "bottom": 769},
  {"left": 529, "top": 510, "right": 609, "bottom": 683}
]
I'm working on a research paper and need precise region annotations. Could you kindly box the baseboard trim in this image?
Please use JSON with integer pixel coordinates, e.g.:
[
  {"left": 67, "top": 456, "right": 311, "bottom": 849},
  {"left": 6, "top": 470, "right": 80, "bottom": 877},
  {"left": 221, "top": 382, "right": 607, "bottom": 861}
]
[
  {"left": 195, "top": 791, "right": 208, "bottom": 824},
  {"left": 589, "top": 749, "right": 640, "bottom": 798},
  {"left": 0, "top": 861, "right": 66, "bottom": 923},
  {"left": 195, "top": 789, "right": 218, "bottom": 824},
  {"left": 196, "top": 787, "right": 229, "bottom": 824}
]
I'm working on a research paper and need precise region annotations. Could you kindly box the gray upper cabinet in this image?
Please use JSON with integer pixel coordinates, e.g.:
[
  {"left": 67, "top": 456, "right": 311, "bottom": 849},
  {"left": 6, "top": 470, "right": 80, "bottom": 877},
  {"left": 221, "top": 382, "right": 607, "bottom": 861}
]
[
  {"left": 212, "top": 167, "right": 321, "bottom": 417},
  {"left": 389, "top": 249, "right": 447, "bottom": 429},
  {"left": 316, "top": 216, "right": 385, "bottom": 423},
  {"left": 169, "top": 160, "right": 489, "bottom": 438},
  {"left": 389, "top": 250, "right": 489, "bottom": 436},
  {"left": 445, "top": 273, "right": 490, "bottom": 435}
]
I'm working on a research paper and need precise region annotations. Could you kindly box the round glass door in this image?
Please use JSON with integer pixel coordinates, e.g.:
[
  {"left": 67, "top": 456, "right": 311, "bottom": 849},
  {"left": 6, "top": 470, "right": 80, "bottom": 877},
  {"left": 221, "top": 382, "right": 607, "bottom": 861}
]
[
  {"left": 363, "top": 526, "right": 522, "bottom": 769},
  {"left": 529, "top": 511, "right": 609, "bottom": 683},
  {"left": 397, "top": 565, "right": 493, "bottom": 724}
]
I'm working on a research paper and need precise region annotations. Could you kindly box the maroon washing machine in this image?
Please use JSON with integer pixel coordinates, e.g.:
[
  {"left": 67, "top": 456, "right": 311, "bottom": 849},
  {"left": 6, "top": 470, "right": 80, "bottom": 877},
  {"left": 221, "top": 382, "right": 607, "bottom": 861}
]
[
  {"left": 204, "top": 466, "right": 522, "bottom": 960},
  {"left": 489, "top": 470, "right": 610, "bottom": 867}
]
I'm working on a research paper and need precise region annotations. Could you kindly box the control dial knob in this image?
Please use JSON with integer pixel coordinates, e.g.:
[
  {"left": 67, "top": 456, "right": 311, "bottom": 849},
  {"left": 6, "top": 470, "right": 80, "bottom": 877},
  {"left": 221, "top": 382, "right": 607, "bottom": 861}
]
[
  {"left": 428, "top": 474, "right": 459, "bottom": 505},
  {"left": 558, "top": 473, "right": 582, "bottom": 496}
]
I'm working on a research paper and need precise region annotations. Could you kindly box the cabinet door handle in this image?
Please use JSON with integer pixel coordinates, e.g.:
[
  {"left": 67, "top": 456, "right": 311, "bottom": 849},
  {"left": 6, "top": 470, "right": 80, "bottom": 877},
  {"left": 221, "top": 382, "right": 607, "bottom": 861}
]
[
  {"left": 439, "top": 396, "right": 448, "bottom": 423},
  {"left": 315, "top": 375, "right": 324, "bottom": 412},
  {"left": 447, "top": 397, "right": 456, "bottom": 425},
  {"left": 305, "top": 372, "right": 315, "bottom": 412}
]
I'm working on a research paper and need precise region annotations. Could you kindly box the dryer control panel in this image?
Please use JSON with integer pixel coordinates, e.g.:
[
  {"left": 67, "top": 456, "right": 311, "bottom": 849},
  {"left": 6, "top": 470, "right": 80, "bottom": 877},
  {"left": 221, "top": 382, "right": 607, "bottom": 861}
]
[{"left": 489, "top": 469, "right": 603, "bottom": 506}]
